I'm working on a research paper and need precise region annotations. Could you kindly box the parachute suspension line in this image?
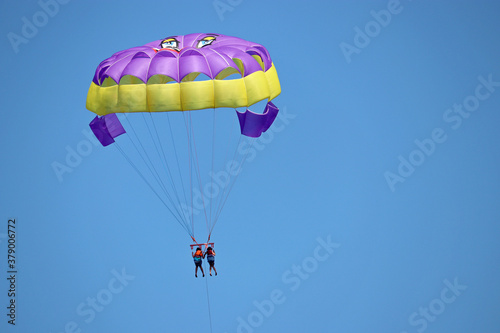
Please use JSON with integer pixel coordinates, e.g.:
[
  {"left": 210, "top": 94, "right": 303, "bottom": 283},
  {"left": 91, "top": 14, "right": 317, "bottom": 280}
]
[
  {"left": 208, "top": 110, "right": 238, "bottom": 239},
  {"left": 141, "top": 113, "right": 191, "bottom": 227},
  {"left": 204, "top": 260, "right": 214, "bottom": 333},
  {"left": 114, "top": 143, "right": 193, "bottom": 238},
  {"left": 165, "top": 113, "right": 190, "bottom": 223},
  {"left": 122, "top": 115, "right": 166, "bottom": 191},
  {"left": 144, "top": 112, "right": 185, "bottom": 219},
  {"left": 209, "top": 108, "right": 217, "bottom": 233},
  {"left": 211, "top": 135, "right": 257, "bottom": 234},
  {"left": 135, "top": 114, "right": 180, "bottom": 213},
  {"left": 187, "top": 111, "right": 211, "bottom": 235},
  {"left": 121, "top": 115, "right": 187, "bottom": 226},
  {"left": 122, "top": 116, "right": 169, "bottom": 202},
  {"left": 212, "top": 114, "right": 242, "bottom": 229},
  {"left": 189, "top": 114, "right": 210, "bottom": 236},
  {"left": 184, "top": 111, "right": 195, "bottom": 237}
]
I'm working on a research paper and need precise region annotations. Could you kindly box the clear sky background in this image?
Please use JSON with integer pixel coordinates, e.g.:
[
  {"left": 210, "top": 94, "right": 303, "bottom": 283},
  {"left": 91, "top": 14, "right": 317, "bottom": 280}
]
[{"left": 1, "top": 0, "right": 500, "bottom": 332}]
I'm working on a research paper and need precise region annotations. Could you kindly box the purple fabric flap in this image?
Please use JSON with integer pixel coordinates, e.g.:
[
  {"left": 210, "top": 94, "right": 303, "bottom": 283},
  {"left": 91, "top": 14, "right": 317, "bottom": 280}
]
[
  {"left": 89, "top": 113, "right": 126, "bottom": 146},
  {"left": 236, "top": 102, "right": 279, "bottom": 138},
  {"left": 105, "top": 113, "right": 126, "bottom": 138}
]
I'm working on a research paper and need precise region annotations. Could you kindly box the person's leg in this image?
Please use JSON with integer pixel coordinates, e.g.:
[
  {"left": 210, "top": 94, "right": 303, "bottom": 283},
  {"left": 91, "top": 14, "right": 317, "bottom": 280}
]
[{"left": 210, "top": 262, "right": 217, "bottom": 276}]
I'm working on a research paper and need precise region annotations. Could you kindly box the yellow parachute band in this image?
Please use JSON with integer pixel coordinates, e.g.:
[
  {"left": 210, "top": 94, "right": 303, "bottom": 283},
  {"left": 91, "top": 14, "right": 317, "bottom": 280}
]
[{"left": 86, "top": 63, "right": 281, "bottom": 115}]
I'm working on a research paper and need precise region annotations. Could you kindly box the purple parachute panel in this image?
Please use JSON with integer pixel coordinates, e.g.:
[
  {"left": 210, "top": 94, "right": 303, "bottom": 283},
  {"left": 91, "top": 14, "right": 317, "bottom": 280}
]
[
  {"left": 236, "top": 102, "right": 279, "bottom": 138},
  {"left": 89, "top": 113, "right": 126, "bottom": 146}
]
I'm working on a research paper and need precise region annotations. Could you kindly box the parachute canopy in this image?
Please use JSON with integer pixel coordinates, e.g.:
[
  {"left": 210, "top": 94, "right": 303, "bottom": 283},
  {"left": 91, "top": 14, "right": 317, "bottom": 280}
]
[
  {"left": 86, "top": 33, "right": 281, "bottom": 242},
  {"left": 86, "top": 33, "right": 281, "bottom": 115}
]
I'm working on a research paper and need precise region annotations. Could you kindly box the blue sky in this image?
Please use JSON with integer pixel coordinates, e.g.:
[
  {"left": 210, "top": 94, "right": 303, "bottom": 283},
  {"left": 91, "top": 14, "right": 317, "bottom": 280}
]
[{"left": 1, "top": 0, "right": 500, "bottom": 332}]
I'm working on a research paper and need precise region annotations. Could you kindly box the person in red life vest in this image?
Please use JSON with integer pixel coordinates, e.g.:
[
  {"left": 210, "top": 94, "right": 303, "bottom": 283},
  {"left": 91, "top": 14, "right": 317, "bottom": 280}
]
[
  {"left": 205, "top": 247, "right": 217, "bottom": 276},
  {"left": 192, "top": 247, "right": 205, "bottom": 277}
]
